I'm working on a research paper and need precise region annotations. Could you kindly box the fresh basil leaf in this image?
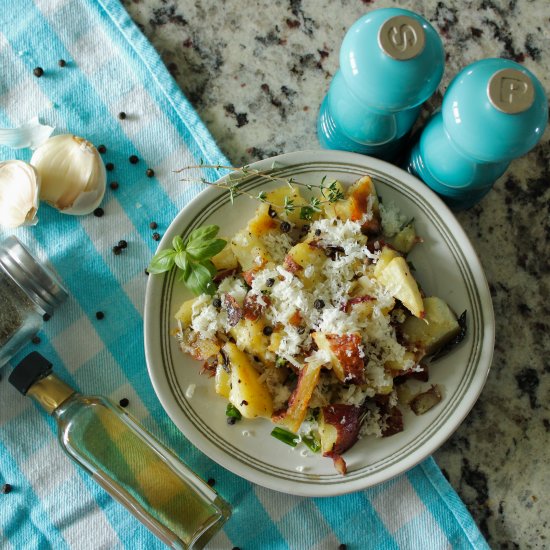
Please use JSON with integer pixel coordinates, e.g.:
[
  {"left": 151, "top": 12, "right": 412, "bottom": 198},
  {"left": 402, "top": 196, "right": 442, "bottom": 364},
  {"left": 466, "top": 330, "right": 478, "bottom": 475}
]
[
  {"left": 147, "top": 249, "right": 176, "bottom": 274},
  {"left": 172, "top": 235, "right": 185, "bottom": 253},
  {"left": 187, "top": 225, "right": 219, "bottom": 244},
  {"left": 186, "top": 238, "right": 227, "bottom": 261},
  {"left": 174, "top": 251, "right": 191, "bottom": 279},
  {"left": 201, "top": 259, "right": 218, "bottom": 278},
  {"left": 185, "top": 263, "right": 217, "bottom": 296}
]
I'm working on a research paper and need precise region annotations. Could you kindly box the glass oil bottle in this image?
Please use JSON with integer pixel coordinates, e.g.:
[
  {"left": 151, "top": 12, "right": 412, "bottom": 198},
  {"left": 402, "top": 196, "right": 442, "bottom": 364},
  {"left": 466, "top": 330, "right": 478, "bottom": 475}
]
[{"left": 8, "top": 352, "right": 231, "bottom": 549}]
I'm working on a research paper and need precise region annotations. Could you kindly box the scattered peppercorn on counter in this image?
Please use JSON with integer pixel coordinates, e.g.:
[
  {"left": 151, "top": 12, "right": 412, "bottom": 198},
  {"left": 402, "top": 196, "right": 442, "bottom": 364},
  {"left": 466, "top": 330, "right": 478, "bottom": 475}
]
[{"left": 174, "top": 176, "right": 463, "bottom": 474}]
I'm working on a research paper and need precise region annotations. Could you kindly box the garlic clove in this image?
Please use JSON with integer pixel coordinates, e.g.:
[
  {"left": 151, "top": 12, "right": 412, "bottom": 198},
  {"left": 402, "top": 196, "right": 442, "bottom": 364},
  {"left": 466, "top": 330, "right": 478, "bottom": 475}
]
[
  {"left": 31, "top": 134, "right": 106, "bottom": 215},
  {"left": 0, "top": 117, "right": 55, "bottom": 150},
  {"left": 0, "top": 160, "right": 40, "bottom": 228}
]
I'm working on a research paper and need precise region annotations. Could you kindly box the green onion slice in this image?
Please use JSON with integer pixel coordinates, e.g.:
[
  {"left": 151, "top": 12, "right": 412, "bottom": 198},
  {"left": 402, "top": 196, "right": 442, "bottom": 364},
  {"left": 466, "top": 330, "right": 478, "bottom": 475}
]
[
  {"left": 226, "top": 403, "right": 242, "bottom": 420},
  {"left": 302, "top": 433, "right": 321, "bottom": 453},
  {"left": 270, "top": 427, "right": 299, "bottom": 447}
]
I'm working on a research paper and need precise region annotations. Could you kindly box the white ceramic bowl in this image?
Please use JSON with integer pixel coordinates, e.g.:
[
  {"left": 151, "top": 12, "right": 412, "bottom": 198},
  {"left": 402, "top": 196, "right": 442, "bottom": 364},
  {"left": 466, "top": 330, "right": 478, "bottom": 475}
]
[{"left": 144, "top": 150, "right": 494, "bottom": 497}]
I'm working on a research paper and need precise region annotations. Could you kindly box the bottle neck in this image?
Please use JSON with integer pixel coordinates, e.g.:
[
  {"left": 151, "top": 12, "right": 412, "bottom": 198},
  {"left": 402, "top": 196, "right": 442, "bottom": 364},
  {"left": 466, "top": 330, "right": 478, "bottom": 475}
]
[{"left": 27, "top": 373, "right": 76, "bottom": 414}]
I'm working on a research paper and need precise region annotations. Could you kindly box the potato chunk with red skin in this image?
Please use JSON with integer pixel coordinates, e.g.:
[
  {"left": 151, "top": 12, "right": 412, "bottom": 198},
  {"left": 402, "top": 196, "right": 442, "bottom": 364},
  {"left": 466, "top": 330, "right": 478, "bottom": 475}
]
[
  {"left": 319, "top": 404, "right": 364, "bottom": 475},
  {"left": 348, "top": 176, "right": 381, "bottom": 235},
  {"left": 242, "top": 292, "right": 270, "bottom": 321},
  {"left": 272, "top": 361, "right": 322, "bottom": 433},
  {"left": 313, "top": 332, "right": 365, "bottom": 384},
  {"left": 324, "top": 176, "right": 381, "bottom": 235}
]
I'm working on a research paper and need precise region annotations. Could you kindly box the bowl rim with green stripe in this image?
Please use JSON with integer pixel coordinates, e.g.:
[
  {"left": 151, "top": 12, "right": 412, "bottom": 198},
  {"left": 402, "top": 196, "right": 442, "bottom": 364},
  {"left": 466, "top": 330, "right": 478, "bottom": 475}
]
[{"left": 144, "top": 150, "right": 494, "bottom": 497}]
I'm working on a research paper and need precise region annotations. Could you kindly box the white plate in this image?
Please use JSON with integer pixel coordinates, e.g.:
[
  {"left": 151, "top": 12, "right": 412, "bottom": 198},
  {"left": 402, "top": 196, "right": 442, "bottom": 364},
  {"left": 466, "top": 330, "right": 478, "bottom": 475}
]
[{"left": 144, "top": 150, "right": 494, "bottom": 497}]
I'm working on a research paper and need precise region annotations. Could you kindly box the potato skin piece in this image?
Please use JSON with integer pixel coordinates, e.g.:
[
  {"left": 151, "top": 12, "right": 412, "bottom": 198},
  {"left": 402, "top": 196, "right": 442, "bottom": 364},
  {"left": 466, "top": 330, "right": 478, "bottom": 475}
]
[
  {"left": 325, "top": 334, "right": 365, "bottom": 384},
  {"left": 272, "top": 361, "right": 322, "bottom": 433},
  {"left": 319, "top": 404, "right": 364, "bottom": 456},
  {"left": 312, "top": 332, "right": 365, "bottom": 384},
  {"left": 410, "top": 385, "right": 442, "bottom": 415}
]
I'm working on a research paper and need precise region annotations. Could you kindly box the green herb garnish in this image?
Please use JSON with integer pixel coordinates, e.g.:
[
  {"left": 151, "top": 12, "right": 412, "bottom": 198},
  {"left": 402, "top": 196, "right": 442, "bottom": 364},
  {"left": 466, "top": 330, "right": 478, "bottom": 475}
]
[
  {"left": 148, "top": 225, "right": 226, "bottom": 296},
  {"left": 226, "top": 403, "right": 242, "bottom": 420},
  {"left": 271, "top": 427, "right": 299, "bottom": 447},
  {"left": 177, "top": 164, "right": 346, "bottom": 220},
  {"left": 302, "top": 433, "right": 321, "bottom": 453}
]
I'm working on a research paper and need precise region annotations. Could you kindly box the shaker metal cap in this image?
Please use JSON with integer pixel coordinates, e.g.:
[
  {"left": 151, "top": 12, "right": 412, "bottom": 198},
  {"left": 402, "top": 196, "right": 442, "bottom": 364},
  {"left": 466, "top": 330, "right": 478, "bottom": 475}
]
[
  {"left": 487, "top": 68, "right": 535, "bottom": 114},
  {"left": 378, "top": 15, "right": 426, "bottom": 60},
  {"left": 0, "top": 236, "right": 68, "bottom": 315}
]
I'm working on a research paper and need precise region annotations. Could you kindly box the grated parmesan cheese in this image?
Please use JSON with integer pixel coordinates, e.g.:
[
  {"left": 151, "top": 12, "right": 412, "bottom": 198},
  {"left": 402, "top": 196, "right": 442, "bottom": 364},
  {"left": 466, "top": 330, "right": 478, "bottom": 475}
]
[
  {"left": 262, "top": 231, "right": 294, "bottom": 263},
  {"left": 379, "top": 201, "right": 409, "bottom": 237}
]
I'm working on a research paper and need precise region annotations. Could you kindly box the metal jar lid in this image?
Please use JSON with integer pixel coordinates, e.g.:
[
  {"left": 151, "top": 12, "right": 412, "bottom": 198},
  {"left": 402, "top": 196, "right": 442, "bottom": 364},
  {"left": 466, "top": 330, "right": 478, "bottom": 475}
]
[{"left": 0, "top": 236, "right": 68, "bottom": 315}]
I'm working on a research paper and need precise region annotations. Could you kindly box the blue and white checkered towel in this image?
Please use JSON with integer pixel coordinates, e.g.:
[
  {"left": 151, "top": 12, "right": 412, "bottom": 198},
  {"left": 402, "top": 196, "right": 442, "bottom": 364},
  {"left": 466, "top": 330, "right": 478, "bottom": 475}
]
[{"left": 0, "top": 1, "right": 489, "bottom": 548}]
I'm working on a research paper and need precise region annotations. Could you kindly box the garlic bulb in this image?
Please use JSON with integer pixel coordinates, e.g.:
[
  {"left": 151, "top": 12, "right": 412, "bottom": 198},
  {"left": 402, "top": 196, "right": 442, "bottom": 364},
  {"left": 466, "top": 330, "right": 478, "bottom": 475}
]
[
  {"left": 0, "top": 160, "right": 40, "bottom": 228},
  {"left": 30, "top": 134, "right": 106, "bottom": 215}
]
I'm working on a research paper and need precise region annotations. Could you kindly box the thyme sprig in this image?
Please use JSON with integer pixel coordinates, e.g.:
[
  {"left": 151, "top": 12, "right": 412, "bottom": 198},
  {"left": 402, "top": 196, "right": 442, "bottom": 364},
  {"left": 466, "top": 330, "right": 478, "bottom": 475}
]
[{"left": 177, "top": 163, "right": 345, "bottom": 221}]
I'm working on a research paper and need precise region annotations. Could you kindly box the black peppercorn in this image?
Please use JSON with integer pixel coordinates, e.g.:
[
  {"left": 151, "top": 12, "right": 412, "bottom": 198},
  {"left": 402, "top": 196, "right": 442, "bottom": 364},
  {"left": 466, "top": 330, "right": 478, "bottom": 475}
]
[
  {"left": 109, "top": 182, "right": 119, "bottom": 190},
  {"left": 149, "top": 221, "right": 158, "bottom": 230},
  {"left": 265, "top": 278, "right": 275, "bottom": 287},
  {"left": 58, "top": 59, "right": 66, "bottom": 67},
  {"left": 152, "top": 232, "right": 161, "bottom": 241},
  {"left": 280, "top": 221, "right": 291, "bottom": 233},
  {"left": 129, "top": 155, "right": 139, "bottom": 164},
  {"left": 118, "top": 240, "right": 128, "bottom": 249},
  {"left": 119, "top": 398, "right": 129, "bottom": 408},
  {"left": 315, "top": 229, "right": 322, "bottom": 236},
  {"left": 106, "top": 162, "right": 114, "bottom": 171},
  {"left": 314, "top": 299, "right": 325, "bottom": 310},
  {"left": 338, "top": 545, "right": 347, "bottom": 550},
  {"left": 144, "top": 269, "right": 150, "bottom": 276},
  {"left": 207, "top": 478, "right": 216, "bottom": 487},
  {"left": 118, "top": 112, "right": 127, "bottom": 120},
  {"left": 1, "top": 484, "right": 12, "bottom": 494},
  {"left": 112, "top": 246, "right": 122, "bottom": 255},
  {"left": 227, "top": 417, "right": 236, "bottom": 425},
  {"left": 213, "top": 297, "right": 222, "bottom": 308},
  {"left": 43, "top": 313, "right": 51, "bottom": 322},
  {"left": 33, "top": 67, "right": 44, "bottom": 77},
  {"left": 32, "top": 336, "right": 41, "bottom": 344},
  {"left": 262, "top": 326, "right": 273, "bottom": 336},
  {"left": 93, "top": 207, "right": 104, "bottom": 217},
  {"left": 268, "top": 206, "right": 277, "bottom": 218},
  {"left": 97, "top": 144, "right": 106, "bottom": 154},
  {"left": 145, "top": 168, "right": 155, "bottom": 177},
  {"left": 95, "top": 311, "right": 105, "bottom": 320}
]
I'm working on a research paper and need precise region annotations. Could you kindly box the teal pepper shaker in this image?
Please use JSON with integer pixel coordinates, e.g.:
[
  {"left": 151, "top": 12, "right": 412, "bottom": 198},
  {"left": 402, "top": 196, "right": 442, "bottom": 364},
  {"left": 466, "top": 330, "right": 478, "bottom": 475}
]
[
  {"left": 407, "top": 58, "right": 548, "bottom": 210},
  {"left": 317, "top": 8, "right": 445, "bottom": 160}
]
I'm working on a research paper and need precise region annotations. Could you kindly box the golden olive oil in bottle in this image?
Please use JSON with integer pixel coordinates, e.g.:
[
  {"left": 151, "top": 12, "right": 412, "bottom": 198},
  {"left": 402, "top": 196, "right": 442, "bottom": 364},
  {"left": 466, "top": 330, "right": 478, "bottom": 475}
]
[{"left": 9, "top": 352, "right": 231, "bottom": 549}]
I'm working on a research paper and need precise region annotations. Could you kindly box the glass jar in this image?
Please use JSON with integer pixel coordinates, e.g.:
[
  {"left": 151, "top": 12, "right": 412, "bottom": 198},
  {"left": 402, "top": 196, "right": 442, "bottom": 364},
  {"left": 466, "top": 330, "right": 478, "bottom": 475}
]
[{"left": 0, "top": 236, "right": 67, "bottom": 368}]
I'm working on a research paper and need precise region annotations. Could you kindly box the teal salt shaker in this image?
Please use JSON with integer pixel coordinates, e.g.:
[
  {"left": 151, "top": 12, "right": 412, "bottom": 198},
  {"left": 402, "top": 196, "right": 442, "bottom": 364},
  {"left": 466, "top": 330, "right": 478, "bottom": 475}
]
[
  {"left": 407, "top": 58, "right": 548, "bottom": 210},
  {"left": 317, "top": 8, "right": 445, "bottom": 160}
]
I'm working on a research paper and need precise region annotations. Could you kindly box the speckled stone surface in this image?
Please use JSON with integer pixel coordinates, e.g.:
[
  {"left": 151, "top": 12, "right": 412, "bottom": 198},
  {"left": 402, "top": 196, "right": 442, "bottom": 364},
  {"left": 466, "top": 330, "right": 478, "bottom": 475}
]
[{"left": 122, "top": 0, "right": 550, "bottom": 547}]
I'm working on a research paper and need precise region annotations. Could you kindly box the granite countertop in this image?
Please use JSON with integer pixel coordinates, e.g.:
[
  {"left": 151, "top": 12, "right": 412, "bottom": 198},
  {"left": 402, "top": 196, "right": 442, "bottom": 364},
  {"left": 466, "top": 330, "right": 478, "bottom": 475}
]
[{"left": 123, "top": 0, "right": 550, "bottom": 547}]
